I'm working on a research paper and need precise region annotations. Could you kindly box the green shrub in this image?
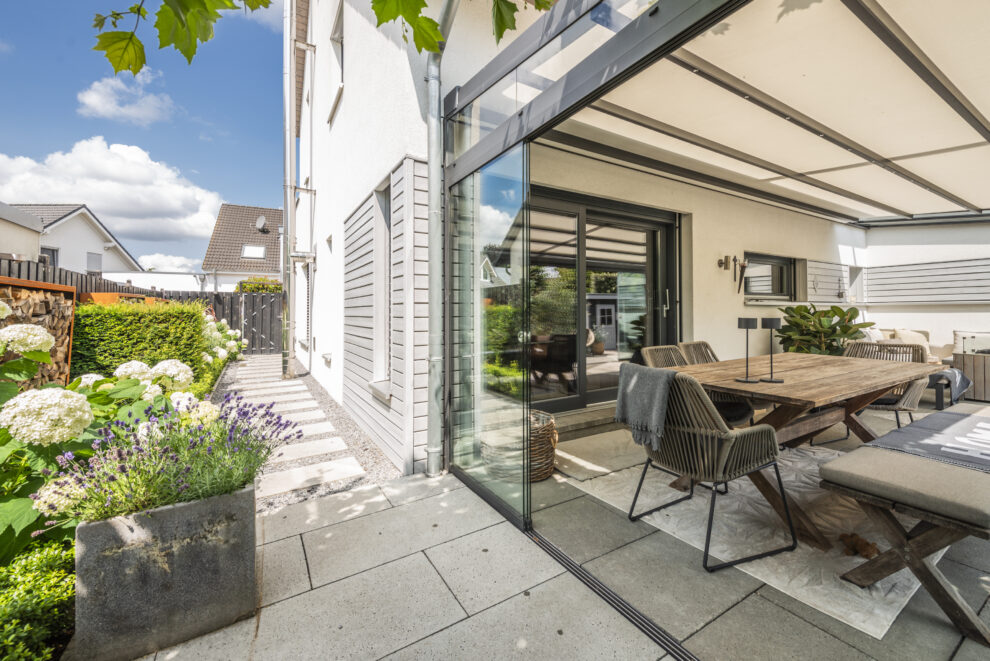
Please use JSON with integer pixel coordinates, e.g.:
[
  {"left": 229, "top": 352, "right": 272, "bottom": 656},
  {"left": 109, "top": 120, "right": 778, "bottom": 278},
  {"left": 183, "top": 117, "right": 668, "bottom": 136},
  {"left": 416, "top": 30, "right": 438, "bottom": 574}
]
[
  {"left": 777, "top": 304, "right": 874, "bottom": 355},
  {"left": 484, "top": 305, "right": 520, "bottom": 365},
  {"left": 0, "top": 542, "right": 75, "bottom": 661},
  {"left": 71, "top": 302, "right": 207, "bottom": 379},
  {"left": 235, "top": 277, "right": 282, "bottom": 293}
]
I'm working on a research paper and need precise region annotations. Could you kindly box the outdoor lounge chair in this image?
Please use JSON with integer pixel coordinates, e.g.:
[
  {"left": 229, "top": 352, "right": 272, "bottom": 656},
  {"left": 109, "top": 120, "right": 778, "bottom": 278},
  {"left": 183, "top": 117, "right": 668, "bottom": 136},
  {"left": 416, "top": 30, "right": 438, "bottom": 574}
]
[
  {"left": 820, "top": 444, "right": 990, "bottom": 647},
  {"left": 643, "top": 343, "right": 754, "bottom": 427},
  {"left": 843, "top": 341, "right": 928, "bottom": 427},
  {"left": 627, "top": 371, "right": 797, "bottom": 572}
]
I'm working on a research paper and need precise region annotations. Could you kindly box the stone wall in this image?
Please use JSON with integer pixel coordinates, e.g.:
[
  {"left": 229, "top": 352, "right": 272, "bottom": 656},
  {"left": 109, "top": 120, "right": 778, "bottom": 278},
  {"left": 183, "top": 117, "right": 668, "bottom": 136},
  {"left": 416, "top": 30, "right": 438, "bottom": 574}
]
[{"left": 0, "top": 277, "right": 75, "bottom": 386}]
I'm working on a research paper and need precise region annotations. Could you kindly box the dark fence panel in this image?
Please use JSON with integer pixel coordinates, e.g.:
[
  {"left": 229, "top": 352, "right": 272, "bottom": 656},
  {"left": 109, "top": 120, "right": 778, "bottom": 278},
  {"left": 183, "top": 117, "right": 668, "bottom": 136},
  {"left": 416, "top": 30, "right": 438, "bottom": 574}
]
[{"left": 0, "top": 258, "right": 284, "bottom": 355}]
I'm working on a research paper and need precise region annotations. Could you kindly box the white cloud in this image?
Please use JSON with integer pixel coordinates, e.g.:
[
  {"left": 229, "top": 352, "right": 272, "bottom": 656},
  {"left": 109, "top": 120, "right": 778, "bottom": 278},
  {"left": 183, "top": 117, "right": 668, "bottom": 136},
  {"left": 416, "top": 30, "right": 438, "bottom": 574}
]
[
  {"left": 77, "top": 69, "right": 175, "bottom": 127},
  {"left": 0, "top": 40, "right": 12, "bottom": 53},
  {"left": 479, "top": 204, "right": 516, "bottom": 248},
  {"left": 241, "top": 0, "right": 283, "bottom": 32},
  {"left": 0, "top": 136, "right": 222, "bottom": 242},
  {"left": 138, "top": 253, "right": 201, "bottom": 272}
]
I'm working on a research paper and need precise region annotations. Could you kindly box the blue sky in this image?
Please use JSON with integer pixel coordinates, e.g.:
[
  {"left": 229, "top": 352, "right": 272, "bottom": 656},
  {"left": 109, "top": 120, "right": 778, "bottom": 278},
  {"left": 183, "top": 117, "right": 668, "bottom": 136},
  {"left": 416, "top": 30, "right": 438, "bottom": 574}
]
[{"left": 0, "top": 1, "right": 283, "bottom": 270}]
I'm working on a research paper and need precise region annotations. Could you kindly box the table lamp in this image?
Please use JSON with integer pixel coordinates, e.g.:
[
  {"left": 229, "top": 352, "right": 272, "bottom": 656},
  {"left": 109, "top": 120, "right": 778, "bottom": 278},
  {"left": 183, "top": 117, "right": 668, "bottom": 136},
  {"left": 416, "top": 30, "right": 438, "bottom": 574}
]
[
  {"left": 736, "top": 317, "right": 759, "bottom": 383},
  {"left": 760, "top": 317, "right": 783, "bottom": 383}
]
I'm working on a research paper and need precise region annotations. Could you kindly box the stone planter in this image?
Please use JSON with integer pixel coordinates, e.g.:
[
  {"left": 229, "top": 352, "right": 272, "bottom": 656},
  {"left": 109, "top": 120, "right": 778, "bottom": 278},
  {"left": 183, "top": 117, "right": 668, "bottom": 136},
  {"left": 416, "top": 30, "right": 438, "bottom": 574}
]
[
  {"left": 591, "top": 341, "right": 606, "bottom": 355},
  {"left": 71, "top": 486, "right": 256, "bottom": 661}
]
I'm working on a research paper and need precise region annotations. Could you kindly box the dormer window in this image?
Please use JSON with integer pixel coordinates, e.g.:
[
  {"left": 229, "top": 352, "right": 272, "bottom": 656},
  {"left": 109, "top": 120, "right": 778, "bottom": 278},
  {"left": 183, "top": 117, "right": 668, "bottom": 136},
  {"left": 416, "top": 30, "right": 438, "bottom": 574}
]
[{"left": 242, "top": 245, "right": 266, "bottom": 259}]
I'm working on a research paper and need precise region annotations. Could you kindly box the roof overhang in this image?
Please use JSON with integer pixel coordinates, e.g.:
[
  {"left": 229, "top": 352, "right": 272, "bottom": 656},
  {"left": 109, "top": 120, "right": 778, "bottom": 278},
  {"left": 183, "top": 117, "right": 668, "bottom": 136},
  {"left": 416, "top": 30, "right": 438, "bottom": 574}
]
[{"left": 46, "top": 206, "right": 144, "bottom": 271}]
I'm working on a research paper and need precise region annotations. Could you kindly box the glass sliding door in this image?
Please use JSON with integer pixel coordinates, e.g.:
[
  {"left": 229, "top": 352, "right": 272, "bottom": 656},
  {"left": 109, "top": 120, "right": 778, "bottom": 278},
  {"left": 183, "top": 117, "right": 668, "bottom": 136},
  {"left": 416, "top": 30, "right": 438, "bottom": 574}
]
[{"left": 448, "top": 145, "right": 530, "bottom": 525}]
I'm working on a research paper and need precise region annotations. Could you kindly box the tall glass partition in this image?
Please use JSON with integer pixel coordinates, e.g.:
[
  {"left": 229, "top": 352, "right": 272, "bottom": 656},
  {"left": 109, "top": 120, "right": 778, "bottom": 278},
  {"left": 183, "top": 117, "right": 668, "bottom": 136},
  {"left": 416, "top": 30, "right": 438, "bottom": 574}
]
[{"left": 448, "top": 145, "right": 530, "bottom": 525}]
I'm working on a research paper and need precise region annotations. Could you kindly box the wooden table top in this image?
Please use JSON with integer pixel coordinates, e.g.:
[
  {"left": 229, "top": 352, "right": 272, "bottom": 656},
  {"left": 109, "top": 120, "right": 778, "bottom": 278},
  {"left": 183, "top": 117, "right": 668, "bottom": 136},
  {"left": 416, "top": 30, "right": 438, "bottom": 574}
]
[{"left": 671, "top": 352, "right": 943, "bottom": 408}]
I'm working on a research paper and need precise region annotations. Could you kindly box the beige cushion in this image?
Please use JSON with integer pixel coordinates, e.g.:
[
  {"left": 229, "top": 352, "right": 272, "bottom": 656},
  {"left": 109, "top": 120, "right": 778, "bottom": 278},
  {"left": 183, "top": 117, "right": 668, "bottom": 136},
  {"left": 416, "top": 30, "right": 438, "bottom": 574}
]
[
  {"left": 953, "top": 330, "right": 990, "bottom": 354},
  {"left": 894, "top": 329, "right": 932, "bottom": 361},
  {"left": 820, "top": 447, "right": 990, "bottom": 529},
  {"left": 862, "top": 327, "right": 884, "bottom": 342}
]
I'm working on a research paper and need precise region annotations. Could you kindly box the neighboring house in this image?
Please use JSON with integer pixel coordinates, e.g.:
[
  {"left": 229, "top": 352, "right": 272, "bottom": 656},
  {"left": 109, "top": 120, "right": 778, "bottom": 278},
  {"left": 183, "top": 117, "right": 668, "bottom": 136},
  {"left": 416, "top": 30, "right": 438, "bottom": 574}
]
[
  {"left": 0, "top": 201, "right": 42, "bottom": 260},
  {"left": 201, "top": 204, "right": 283, "bottom": 292},
  {"left": 11, "top": 204, "right": 142, "bottom": 275},
  {"left": 286, "top": 0, "right": 990, "bottom": 488},
  {"left": 102, "top": 271, "right": 209, "bottom": 292}
]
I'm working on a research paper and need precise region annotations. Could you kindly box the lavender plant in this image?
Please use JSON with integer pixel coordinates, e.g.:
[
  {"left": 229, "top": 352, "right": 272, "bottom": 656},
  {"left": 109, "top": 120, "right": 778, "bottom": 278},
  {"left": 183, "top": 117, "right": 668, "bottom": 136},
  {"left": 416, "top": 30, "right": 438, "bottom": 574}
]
[{"left": 33, "top": 395, "right": 301, "bottom": 523}]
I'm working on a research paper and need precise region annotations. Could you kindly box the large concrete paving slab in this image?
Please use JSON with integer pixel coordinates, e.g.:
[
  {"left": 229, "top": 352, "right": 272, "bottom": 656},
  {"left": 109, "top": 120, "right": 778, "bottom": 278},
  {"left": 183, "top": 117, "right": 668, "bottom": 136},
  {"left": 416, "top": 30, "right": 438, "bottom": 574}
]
[
  {"left": 234, "top": 385, "right": 309, "bottom": 398},
  {"left": 233, "top": 379, "right": 306, "bottom": 390},
  {"left": 532, "top": 496, "right": 652, "bottom": 564},
  {"left": 683, "top": 594, "right": 870, "bottom": 661},
  {"left": 256, "top": 457, "right": 364, "bottom": 498},
  {"left": 270, "top": 399, "right": 320, "bottom": 413},
  {"left": 384, "top": 572, "right": 663, "bottom": 660},
  {"left": 281, "top": 409, "right": 326, "bottom": 423},
  {"left": 531, "top": 473, "right": 585, "bottom": 512},
  {"left": 242, "top": 393, "right": 315, "bottom": 405},
  {"left": 251, "top": 553, "right": 465, "bottom": 660},
  {"left": 302, "top": 486, "right": 503, "bottom": 586},
  {"left": 257, "top": 484, "right": 392, "bottom": 544},
  {"left": 270, "top": 437, "right": 347, "bottom": 464},
  {"left": 951, "top": 600, "right": 989, "bottom": 661},
  {"left": 257, "top": 535, "right": 311, "bottom": 607},
  {"left": 425, "top": 521, "right": 565, "bottom": 614},
  {"left": 381, "top": 472, "right": 465, "bottom": 506},
  {"left": 296, "top": 421, "right": 335, "bottom": 437},
  {"left": 583, "top": 531, "right": 761, "bottom": 640},
  {"left": 155, "top": 618, "right": 256, "bottom": 661}
]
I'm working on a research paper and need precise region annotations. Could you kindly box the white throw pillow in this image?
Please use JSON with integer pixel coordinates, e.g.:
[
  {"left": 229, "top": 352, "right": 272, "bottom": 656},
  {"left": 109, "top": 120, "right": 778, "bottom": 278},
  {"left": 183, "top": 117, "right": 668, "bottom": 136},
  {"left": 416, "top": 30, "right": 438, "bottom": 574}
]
[
  {"left": 953, "top": 330, "right": 990, "bottom": 354},
  {"left": 894, "top": 329, "right": 931, "bottom": 361},
  {"left": 861, "top": 327, "right": 884, "bottom": 342}
]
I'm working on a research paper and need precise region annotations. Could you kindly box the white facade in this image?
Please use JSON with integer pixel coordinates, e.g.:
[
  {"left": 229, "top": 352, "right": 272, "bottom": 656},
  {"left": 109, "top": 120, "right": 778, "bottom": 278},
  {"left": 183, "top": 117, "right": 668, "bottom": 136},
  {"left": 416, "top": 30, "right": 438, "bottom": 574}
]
[{"left": 40, "top": 208, "right": 141, "bottom": 274}]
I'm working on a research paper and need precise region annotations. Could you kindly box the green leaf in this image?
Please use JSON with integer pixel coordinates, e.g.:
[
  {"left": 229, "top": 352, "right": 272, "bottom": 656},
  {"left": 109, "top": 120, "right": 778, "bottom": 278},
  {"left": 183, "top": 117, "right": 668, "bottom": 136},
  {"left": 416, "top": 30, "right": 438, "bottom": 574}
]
[
  {"left": 21, "top": 350, "right": 52, "bottom": 364},
  {"left": 0, "top": 358, "right": 39, "bottom": 382},
  {"left": 410, "top": 16, "right": 443, "bottom": 53},
  {"left": 93, "top": 13, "right": 108, "bottom": 30},
  {"left": 0, "top": 382, "right": 18, "bottom": 406},
  {"left": 0, "top": 437, "right": 20, "bottom": 465},
  {"left": 242, "top": 0, "right": 272, "bottom": 9},
  {"left": 107, "top": 378, "right": 146, "bottom": 401},
  {"left": 0, "top": 496, "right": 42, "bottom": 536},
  {"left": 492, "top": 0, "right": 519, "bottom": 42},
  {"left": 93, "top": 30, "right": 147, "bottom": 75}
]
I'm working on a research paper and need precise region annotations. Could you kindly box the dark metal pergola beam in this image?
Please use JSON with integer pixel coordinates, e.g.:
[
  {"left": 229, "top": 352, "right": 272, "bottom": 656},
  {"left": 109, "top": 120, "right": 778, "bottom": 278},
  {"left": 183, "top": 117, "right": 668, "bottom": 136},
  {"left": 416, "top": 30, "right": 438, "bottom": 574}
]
[
  {"left": 840, "top": 0, "right": 990, "bottom": 145},
  {"left": 669, "top": 50, "right": 982, "bottom": 213},
  {"left": 589, "top": 100, "right": 911, "bottom": 217}
]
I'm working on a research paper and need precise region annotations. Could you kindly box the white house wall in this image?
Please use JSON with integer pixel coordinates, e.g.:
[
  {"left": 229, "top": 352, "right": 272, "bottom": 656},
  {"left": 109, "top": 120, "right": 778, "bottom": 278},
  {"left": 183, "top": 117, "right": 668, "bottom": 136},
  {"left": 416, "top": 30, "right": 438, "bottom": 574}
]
[
  {"left": 42, "top": 211, "right": 136, "bottom": 273},
  {"left": 0, "top": 219, "right": 40, "bottom": 259}
]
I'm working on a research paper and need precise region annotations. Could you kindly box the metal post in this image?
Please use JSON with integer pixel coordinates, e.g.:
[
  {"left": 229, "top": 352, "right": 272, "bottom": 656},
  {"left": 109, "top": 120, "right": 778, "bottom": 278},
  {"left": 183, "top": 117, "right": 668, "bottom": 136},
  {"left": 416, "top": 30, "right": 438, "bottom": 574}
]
[{"left": 281, "top": 0, "right": 297, "bottom": 379}]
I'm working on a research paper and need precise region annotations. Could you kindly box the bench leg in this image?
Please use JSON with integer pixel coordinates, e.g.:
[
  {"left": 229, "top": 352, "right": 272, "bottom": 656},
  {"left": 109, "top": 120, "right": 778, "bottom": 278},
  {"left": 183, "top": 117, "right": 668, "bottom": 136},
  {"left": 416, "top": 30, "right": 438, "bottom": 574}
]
[
  {"left": 842, "top": 521, "right": 967, "bottom": 587},
  {"left": 853, "top": 503, "right": 990, "bottom": 647},
  {"left": 935, "top": 383, "right": 945, "bottom": 411}
]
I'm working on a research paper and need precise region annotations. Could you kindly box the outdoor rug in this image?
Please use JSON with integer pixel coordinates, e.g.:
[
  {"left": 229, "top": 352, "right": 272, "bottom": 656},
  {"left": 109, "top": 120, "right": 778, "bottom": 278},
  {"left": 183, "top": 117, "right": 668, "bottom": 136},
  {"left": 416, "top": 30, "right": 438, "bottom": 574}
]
[
  {"left": 554, "top": 429, "right": 645, "bottom": 481},
  {"left": 567, "top": 446, "right": 940, "bottom": 639}
]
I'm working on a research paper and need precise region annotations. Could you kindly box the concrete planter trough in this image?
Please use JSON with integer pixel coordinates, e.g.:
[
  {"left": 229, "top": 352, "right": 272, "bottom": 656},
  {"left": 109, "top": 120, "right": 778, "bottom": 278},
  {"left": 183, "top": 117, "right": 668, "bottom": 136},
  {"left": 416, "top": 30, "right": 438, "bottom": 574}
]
[{"left": 71, "top": 485, "right": 256, "bottom": 661}]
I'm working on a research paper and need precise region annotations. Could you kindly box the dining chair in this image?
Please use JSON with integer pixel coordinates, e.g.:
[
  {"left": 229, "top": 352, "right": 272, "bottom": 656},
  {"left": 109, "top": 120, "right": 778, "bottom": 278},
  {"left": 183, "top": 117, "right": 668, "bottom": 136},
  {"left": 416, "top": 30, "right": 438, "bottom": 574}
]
[
  {"left": 678, "top": 340, "right": 720, "bottom": 365},
  {"left": 627, "top": 372, "right": 797, "bottom": 571},
  {"left": 843, "top": 341, "right": 928, "bottom": 427}
]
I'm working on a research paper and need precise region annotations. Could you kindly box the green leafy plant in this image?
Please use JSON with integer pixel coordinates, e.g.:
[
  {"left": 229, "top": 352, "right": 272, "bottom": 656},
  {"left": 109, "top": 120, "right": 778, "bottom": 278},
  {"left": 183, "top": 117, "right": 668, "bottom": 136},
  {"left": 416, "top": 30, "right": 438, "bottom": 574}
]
[
  {"left": 776, "top": 304, "right": 874, "bottom": 355},
  {"left": 483, "top": 361, "right": 524, "bottom": 398},
  {"left": 0, "top": 541, "right": 75, "bottom": 661},
  {"left": 591, "top": 325, "right": 606, "bottom": 344},
  {"left": 71, "top": 302, "right": 207, "bottom": 380},
  {"left": 235, "top": 277, "right": 282, "bottom": 293},
  {"left": 484, "top": 304, "right": 520, "bottom": 366}
]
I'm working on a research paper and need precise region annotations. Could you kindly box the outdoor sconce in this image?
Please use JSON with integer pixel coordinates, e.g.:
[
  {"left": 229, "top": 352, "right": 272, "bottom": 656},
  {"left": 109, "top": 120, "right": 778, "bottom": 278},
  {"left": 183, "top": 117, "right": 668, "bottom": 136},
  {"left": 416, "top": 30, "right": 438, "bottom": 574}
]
[
  {"left": 717, "top": 255, "right": 731, "bottom": 270},
  {"left": 760, "top": 317, "right": 783, "bottom": 383},
  {"left": 736, "top": 317, "right": 759, "bottom": 383}
]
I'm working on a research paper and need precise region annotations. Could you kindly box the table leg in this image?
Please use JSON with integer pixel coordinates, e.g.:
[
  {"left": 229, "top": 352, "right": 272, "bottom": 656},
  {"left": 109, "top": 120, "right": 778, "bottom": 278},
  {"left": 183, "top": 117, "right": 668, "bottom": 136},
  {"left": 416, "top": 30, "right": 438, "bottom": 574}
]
[
  {"left": 748, "top": 469, "right": 832, "bottom": 552},
  {"left": 757, "top": 404, "right": 812, "bottom": 430},
  {"left": 843, "top": 386, "right": 895, "bottom": 442}
]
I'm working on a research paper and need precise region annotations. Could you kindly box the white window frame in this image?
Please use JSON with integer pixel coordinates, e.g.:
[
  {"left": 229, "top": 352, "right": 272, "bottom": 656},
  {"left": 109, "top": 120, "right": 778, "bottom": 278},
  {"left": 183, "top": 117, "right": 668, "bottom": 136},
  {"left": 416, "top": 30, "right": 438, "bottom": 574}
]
[
  {"left": 242, "top": 245, "right": 266, "bottom": 259},
  {"left": 86, "top": 251, "right": 102, "bottom": 275},
  {"left": 40, "top": 247, "right": 59, "bottom": 268}
]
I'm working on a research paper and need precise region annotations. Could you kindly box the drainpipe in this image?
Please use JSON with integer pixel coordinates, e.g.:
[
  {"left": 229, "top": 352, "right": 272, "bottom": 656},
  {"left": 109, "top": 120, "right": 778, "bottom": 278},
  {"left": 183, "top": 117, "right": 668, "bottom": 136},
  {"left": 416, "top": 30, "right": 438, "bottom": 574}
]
[
  {"left": 426, "top": 0, "right": 461, "bottom": 477},
  {"left": 281, "top": 0, "right": 297, "bottom": 379}
]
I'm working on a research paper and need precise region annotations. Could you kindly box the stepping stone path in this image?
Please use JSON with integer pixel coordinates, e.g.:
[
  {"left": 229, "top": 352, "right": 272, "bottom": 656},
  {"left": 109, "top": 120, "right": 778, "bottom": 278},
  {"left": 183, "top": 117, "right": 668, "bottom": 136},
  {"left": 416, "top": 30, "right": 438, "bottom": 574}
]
[{"left": 225, "top": 356, "right": 367, "bottom": 499}]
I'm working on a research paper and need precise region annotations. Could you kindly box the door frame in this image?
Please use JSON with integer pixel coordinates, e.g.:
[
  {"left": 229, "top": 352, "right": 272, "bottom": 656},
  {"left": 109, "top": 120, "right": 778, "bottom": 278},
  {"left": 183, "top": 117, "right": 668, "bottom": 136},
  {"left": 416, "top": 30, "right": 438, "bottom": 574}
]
[{"left": 529, "top": 186, "right": 679, "bottom": 412}]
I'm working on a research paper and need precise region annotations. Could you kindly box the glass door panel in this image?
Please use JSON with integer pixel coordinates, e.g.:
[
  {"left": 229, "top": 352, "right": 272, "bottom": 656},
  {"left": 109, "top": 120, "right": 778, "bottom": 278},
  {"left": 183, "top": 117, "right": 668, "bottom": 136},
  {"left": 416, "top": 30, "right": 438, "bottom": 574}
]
[{"left": 448, "top": 145, "right": 530, "bottom": 524}]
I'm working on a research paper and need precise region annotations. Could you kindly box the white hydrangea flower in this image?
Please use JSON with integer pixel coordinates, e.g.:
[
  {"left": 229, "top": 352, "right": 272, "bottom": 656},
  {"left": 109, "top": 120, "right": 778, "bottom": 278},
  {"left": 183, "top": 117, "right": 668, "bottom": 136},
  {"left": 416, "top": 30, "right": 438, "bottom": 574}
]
[
  {"left": 0, "top": 389, "right": 93, "bottom": 446},
  {"left": 169, "top": 391, "right": 198, "bottom": 412},
  {"left": 230, "top": 329, "right": 241, "bottom": 339},
  {"left": 0, "top": 300, "right": 12, "bottom": 320},
  {"left": 78, "top": 373, "right": 105, "bottom": 388},
  {"left": 202, "top": 352, "right": 214, "bottom": 364},
  {"left": 0, "top": 324, "right": 55, "bottom": 355},
  {"left": 225, "top": 340, "right": 238, "bottom": 352},
  {"left": 189, "top": 401, "right": 220, "bottom": 426},
  {"left": 149, "top": 359, "right": 194, "bottom": 390},
  {"left": 241, "top": 339, "right": 249, "bottom": 347},
  {"left": 136, "top": 421, "right": 164, "bottom": 443},
  {"left": 214, "top": 347, "right": 228, "bottom": 360},
  {"left": 204, "top": 312, "right": 215, "bottom": 322},
  {"left": 114, "top": 360, "right": 151, "bottom": 381},
  {"left": 141, "top": 384, "right": 163, "bottom": 401},
  {"left": 32, "top": 478, "right": 85, "bottom": 515}
]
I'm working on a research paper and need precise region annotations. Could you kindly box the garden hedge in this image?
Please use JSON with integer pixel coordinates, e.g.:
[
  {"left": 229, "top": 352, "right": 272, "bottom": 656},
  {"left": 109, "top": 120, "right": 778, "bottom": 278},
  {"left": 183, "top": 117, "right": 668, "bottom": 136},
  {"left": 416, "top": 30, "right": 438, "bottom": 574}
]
[
  {"left": 71, "top": 301, "right": 207, "bottom": 379},
  {"left": 0, "top": 541, "right": 75, "bottom": 660}
]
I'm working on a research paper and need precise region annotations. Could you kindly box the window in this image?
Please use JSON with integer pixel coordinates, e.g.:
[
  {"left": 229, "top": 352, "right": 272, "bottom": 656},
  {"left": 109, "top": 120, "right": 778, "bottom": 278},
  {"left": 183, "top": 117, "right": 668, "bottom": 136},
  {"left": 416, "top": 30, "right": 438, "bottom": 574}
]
[
  {"left": 40, "top": 247, "right": 58, "bottom": 268},
  {"left": 242, "top": 245, "right": 266, "bottom": 259},
  {"left": 370, "top": 179, "right": 392, "bottom": 394},
  {"left": 744, "top": 252, "right": 795, "bottom": 300},
  {"left": 86, "top": 251, "right": 102, "bottom": 276}
]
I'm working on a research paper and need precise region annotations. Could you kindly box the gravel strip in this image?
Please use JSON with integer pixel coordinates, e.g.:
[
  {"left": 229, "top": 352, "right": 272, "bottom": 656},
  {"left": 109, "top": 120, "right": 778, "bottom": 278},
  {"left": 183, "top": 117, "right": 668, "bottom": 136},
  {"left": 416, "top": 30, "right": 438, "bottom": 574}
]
[{"left": 216, "top": 356, "right": 401, "bottom": 514}]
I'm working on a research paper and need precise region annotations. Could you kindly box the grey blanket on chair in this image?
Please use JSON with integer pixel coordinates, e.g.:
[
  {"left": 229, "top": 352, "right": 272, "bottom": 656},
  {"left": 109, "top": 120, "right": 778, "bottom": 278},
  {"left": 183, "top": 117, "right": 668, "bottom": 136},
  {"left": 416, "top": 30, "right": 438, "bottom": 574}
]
[{"left": 615, "top": 362, "right": 676, "bottom": 451}]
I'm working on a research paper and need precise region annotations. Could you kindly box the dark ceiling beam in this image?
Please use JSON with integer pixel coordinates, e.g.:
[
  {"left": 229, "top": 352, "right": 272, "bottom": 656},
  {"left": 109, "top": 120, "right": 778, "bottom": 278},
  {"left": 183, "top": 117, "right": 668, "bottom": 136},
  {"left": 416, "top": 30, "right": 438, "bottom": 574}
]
[
  {"left": 857, "top": 211, "right": 990, "bottom": 228},
  {"left": 539, "top": 130, "right": 860, "bottom": 222},
  {"left": 589, "top": 100, "right": 911, "bottom": 217},
  {"left": 669, "top": 50, "right": 982, "bottom": 213},
  {"left": 840, "top": 0, "right": 990, "bottom": 145}
]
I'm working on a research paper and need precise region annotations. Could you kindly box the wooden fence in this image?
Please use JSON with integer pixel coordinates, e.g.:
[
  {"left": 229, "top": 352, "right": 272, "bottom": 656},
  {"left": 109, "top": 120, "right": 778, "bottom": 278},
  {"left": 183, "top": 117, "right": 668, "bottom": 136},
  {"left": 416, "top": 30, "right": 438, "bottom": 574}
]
[{"left": 0, "top": 258, "right": 284, "bottom": 355}]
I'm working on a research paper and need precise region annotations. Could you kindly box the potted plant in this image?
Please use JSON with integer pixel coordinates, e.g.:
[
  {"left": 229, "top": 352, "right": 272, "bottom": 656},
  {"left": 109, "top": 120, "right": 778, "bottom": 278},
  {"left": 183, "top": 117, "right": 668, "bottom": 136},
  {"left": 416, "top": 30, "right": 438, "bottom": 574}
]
[
  {"left": 590, "top": 326, "right": 607, "bottom": 355},
  {"left": 776, "top": 304, "right": 874, "bottom": 355},
  {"left": 34, "top": 393, "right": 299, "bottom": 661}
]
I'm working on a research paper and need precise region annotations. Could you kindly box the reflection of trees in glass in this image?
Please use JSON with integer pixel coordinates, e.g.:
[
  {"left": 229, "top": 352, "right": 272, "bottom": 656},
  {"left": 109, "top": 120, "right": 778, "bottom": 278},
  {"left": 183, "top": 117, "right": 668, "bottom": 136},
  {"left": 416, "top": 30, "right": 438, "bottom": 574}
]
[
  {"left": 589, "top": 271, "right": 617, "bottom": 294},
  {"left": 627, "top": 313, "right": 647, "bottom": 351},
  {"left": 530, "top": 266, "right": 576, "bottom": 336}
]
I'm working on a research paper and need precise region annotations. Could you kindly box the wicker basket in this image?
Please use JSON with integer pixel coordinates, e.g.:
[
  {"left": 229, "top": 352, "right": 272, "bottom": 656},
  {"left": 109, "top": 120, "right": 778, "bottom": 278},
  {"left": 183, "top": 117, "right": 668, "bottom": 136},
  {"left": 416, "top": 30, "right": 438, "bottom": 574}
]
[{"left": 481, "top": 410, "right": 559, "bottom": 482}]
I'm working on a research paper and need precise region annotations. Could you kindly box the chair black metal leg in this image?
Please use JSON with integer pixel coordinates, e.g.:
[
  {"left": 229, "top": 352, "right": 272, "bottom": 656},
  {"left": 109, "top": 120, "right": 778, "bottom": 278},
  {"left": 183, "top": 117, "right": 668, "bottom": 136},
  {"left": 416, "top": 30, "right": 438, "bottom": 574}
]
[
  {"left": 895, "top": 411, "right": 902, "bottom": 428},
  {"left": 628, "top": 460, "right": 695, "bottom": 521},
  {"left": 908, "top": 412, "right": 914, "bottom": 423},
  {"left": 702, "top": 464, "right": 798, "bottom": 572}
]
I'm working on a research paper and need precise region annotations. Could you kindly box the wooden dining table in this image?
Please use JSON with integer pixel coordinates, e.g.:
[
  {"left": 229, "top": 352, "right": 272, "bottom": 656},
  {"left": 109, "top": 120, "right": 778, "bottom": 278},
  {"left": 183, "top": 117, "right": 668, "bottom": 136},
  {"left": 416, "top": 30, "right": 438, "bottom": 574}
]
[{"left": 670, "top": 352, "right": 943, "bottom": 552}]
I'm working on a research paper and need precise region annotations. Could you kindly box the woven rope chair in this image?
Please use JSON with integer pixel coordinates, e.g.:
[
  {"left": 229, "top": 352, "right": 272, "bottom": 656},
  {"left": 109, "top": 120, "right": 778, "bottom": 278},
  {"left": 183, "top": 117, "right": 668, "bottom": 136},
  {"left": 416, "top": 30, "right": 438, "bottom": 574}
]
[
  {"left": 627, "top": 372, "right": 797, "bottom": 572},
  {"left": 843, "top": 341, "right": 928, "bottom": 427},
  {"left": 640, "top": 344, "right": 688, "bottom": 368},
  {"left": 678, "top": 340, "right": 720, "bottom": 365}
]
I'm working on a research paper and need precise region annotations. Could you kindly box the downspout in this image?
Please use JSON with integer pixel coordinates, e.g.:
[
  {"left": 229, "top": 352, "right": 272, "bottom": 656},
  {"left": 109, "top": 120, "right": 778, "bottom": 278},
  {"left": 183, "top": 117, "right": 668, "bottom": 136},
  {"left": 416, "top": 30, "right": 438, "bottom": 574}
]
[
  {"left": 281, "top": 0, "right": 297, "bottom": 379},
  {"left": 425, "top": 0, "right": 461, "bottom": 477}
]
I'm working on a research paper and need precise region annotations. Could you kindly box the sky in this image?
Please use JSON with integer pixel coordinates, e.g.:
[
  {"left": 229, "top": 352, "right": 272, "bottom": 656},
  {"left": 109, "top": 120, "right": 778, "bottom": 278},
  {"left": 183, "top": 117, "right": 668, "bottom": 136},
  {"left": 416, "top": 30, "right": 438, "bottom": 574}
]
[{"left": 0, "top": 1, "right": 284, "bottom": 272}]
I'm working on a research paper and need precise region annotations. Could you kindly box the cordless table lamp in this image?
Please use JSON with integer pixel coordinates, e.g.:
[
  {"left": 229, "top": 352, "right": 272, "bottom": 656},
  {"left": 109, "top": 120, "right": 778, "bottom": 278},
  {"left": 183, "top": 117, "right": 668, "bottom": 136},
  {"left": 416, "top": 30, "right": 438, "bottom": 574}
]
[
  {"left": 760, "top": 317, "right": 783, "bottom": 383},
  {"left": 736, "top": 317, "right": 759, "bottom": 383}
]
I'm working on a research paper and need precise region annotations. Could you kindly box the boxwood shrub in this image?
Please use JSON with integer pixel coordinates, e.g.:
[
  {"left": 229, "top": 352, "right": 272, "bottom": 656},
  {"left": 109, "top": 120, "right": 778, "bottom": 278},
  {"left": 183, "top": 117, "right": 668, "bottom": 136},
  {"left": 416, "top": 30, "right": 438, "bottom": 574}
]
[
  {"left": 71, "top": 301, "right": 208, "bottom": 379},
  {"left": 0, "top": 542, "right": 75, "bottom": 661}
]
